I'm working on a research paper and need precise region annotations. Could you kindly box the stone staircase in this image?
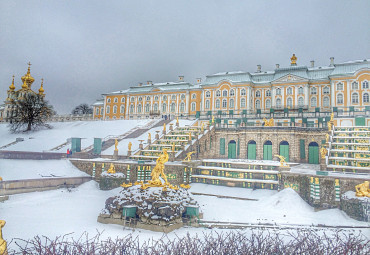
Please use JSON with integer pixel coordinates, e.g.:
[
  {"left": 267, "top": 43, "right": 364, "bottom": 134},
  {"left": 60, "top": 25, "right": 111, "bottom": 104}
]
[
  {"left": 0, "top": 138, "right": 24, "bottom": 150},
  {"left": 50, "top": 141, "right": 70, "bottom": 151},
  {"left": 326, "top": 126, "right": 370, "bottom": 173},
  {"left": 191, "top": 159, "right": 280, "bottom": 190}
]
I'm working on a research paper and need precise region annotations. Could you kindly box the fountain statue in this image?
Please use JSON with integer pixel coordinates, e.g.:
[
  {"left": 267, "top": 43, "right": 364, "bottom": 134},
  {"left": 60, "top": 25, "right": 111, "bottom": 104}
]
[
  {"left": 320, "top": 147, "right": 328, "bottom": 159},
  {"left": 114, "top": 139, "right": 118, "bottom": 152},
  {"left": 275, "top": 155, "right": 288, "bottom": 167},
  {"left": 355, "top": 181, "right": 370, "bottom": 197},
  {"left": 0, "top": 220, "right": 7, "bottom": 255},
  {"left": 183, "top": 151, "right": 195, "bottom": 162},
  {"left": 107, "top": 163, "right": 116, "bottom": 174}
]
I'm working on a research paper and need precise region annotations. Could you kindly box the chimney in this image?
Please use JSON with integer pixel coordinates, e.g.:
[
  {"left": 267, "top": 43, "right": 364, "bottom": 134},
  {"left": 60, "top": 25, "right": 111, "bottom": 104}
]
[
  {"left": 257, "top": 65, "right": 261, "bottom": 73},
  {"left": 330, "top": 57, "right": 334, "bottom": 66},
  {"left": 310, "top": 60, "right": 315, "bottom": 67},
  {"left": 196, "top": 78, "right": 202, "bottom": 84},
  {"left": 147, "top": 80, "right": 152, "bottom": 85},
  {"left": 275, "top": 64, "right": 280, "bottom": 69},
  {"left": 179, "top": 76, "right": 184, "bottom": 81},
  {"left": 138, "top": 82, "right": 143, "bottom": 87}
]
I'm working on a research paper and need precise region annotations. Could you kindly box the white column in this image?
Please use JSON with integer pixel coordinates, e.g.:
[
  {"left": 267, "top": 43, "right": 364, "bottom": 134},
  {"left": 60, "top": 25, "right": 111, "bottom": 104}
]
[
  {"left": 186, "top": 92, "right": 190, "bottom": 116},
  {"left": 331, "top": 80, "right": 335, "bottom": 107},
  {"left": 304, "top": 85, "right": 309, "bottom": 107},
  {"left": 271, "top": 86, "right": 276, "bottom": 107},
  {"left": 318, "top": 85, "right": 321, "bottom": 107},
  {"left": 103, "top": 95, "right": 106, "bottom": 119}
]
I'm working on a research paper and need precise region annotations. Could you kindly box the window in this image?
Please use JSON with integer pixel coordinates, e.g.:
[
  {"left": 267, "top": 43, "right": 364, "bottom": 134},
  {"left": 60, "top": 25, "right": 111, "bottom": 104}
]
[
  {"left": 145, "top": 104, "right": 150, "bottom": 113},
  {"left": 337, "top": 94, "right": 343, "bottom": 104},
  {"left": 107, "top": 98, "right": 111, "bottom": 103},
  {"left": 163, "top": 95, "right": 167, "bottom": 101},
  {"left": 216, "top": 99, "right": 220, "bottom": 108},
  {"left": 241, "top": 88, "right": 246, "bottom": 96},
  {"left": 256, "top": 90, "right": 261, "bottom": 97},
  {"left": 154, "top": 96, "right": 159, "bottom": 101},
  {"left": 352, "top": 82, "right": 359, "bottom": 90},
  {"left": 266, "top": 90, "right": 271, "bottom": 97},
  {"left": 162, "top": 103, "right": 167, "bottom": 112},
  {"left": 352, "top": 93, "right": 359, "bottom": 104},
  {"left": 241, "top": 98, "right": 246, "bottom": 108},
  {"left": 229, "top": 99, "right": 234, "bottom": 108},
  {"left": 287, "top": 97, "right": 293, "bottom": 108},
  {"left": 120, "top": 105, "right": 125, "bottom": 113},
  {"left": 298, "top": 87, "right": 304, "bottom": 95},
  {"left": 138, "top": 97, "right": 143, "bottom": 101},
  {"left": 216, "top": 90, "right": 221, "bottom": 97},
  {"left": 205, "top": 91, "right": 211, "bottom": 98},
  {"left": 276, "top": 98, "right": 282, "bottom": 108},
  {"left": 205, "top": 100, "right": 210, "bottom": 109},
  {"left": 131, "top": 97, "right": 135, "bottom": 102},
  {"left": 337, "top": 82, "right": 344, "bottom": 91},
  {"left": 191, "top": 102, "right": 196, "bottom": 111},
  {"left": 153, "top": 103, "right": 158, "bottom": 111},
  {"left": 130, "top": 104, "right": 134, "bottom": 113},
  {"left": 121, "top": 97, "right": 125, "bottom": 103},
  {"left": 146, "top": 96, "right": 151, "bottom": 101},
  {"left": 276, "top": 88, "right": 281, "bottom": 95},
  {"left": 311, "top": 97, "right": 317, "bottom": 107},
  {"left": 180, "top": 102, "right": 185, "bottom": 112},
  {"left": 137, "top": 104, "right": 142, "bottom": 113},
  {"left": 265, "top": 99, "right": 271, "bottom": 109},
  {"left": 171, "top": 95, "right": 176, "bottom": 100},
  {"left": 95, "top": 108, "right": 99, "bottom": 115},
  {"left": 192, "top": 94, "right": 196, "bottom": 99},
  {"left": 170, "top": 103, "right": 175, "bottom": 112},
  {"left": 363, "top": 81, "right": 369, "bottom": 89},
  {"left": 323, "top": 97, "right": 330, "bottom": 107},
  {"left": 310, "top": 87, "right": 317, "bottom": 95},
  {"left": 100, "top": 108, "right": 103, "bottom": 115},
  {"left": 106, "top": 106, "right": 110, "bottom": 113},
  {"left": 114, "top": 97, "right": 118, "bottom": 103},
  {"left": 222, "top": 99, "right": 227, "bottom": 108},
  {"left": 255, "top": 100, "right": 260, "bottom": 109},
  {"left": 222, "top": 90, "right": 228, "bottom": 97},
  {"left": 323, "top": 86, "right": 330, "bottom": 94},
  {"left": 181, "top": 94, "right": 186, "bottom": 100},
  {"left": 363, "top": 93, "right": 369, "bottom": 103},
  {"left": 230, "top": 89, "right": 235, "bottom": 96},
  {"left": 287, "top": 87, "right": 293, "bottom": 95}
]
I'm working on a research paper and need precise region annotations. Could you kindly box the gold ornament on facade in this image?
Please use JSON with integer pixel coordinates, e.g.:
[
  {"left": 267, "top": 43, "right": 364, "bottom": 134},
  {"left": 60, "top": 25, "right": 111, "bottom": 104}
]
[
  {"left": 290, "top": 54, "right": 297, "bottom": 65},
  {"left": 263, "top": 118, "right": 274, "bottom": 127},
  {"left": 0, "top": 177, "right": 2, "bottom": 181},
  {"left": 320, "top": 147, "right": 328, "bottom": 159},
  {"left": 275, "top": 155, "right": 288, "bottom": 167},
  {"left": 355, "top": 181, "right": 370, "bottom": 197},
  {"left": 0, "top": 220, "right": 7, "bottom": 255},
  {"left": 38, "top": 78, "right": 45, "bottom": 95},
  {"left": 9, "top": 75, "right": 15, "bottom": 91},
  {"left": 107, "top": 163, "right": 116, "bottom": 174}
]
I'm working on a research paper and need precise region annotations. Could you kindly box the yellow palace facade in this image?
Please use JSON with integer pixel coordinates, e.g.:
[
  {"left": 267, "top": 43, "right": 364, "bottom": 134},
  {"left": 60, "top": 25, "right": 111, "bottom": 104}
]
[{"left": 93, "top": 56, "right": 370, "bottom": 120}]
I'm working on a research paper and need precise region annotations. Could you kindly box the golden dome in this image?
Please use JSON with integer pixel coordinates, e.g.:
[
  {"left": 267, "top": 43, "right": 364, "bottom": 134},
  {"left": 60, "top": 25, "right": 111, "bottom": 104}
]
[
  {"left": 39, "top": 78, "right": 45, "bottom": 95},
  {"left": 21, "top": 62, "right": 35, "bottom": 88},
  {"left": 9, "top": 75, "right": 15, "bottom": 91}
]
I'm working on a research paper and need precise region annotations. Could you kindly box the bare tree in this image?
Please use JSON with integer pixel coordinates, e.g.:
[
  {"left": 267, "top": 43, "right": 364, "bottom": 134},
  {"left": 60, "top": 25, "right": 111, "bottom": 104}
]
[
  {"left": 72, "top": 103, "right": 93, "bottom": 115},
  {"left": 8, "top": 93, "right": 54, "bottom": 132}
]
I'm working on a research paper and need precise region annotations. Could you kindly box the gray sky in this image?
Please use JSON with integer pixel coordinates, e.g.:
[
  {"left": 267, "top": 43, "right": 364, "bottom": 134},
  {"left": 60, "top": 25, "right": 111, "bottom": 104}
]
[{"left": 1, "top": 0, "right": 369, "bottom": 114}]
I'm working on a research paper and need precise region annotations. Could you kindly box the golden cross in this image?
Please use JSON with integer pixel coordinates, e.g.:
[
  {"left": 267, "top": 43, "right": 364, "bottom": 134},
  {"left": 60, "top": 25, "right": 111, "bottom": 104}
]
[{"left": 28, "top": 61, "right": 32, "bottom": 67}]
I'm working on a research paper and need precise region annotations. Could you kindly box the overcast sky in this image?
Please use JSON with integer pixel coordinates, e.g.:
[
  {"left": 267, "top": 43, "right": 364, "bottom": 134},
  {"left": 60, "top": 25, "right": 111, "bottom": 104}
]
[{"left": 1, "top": 0, "right": 369, "bottom": 114}]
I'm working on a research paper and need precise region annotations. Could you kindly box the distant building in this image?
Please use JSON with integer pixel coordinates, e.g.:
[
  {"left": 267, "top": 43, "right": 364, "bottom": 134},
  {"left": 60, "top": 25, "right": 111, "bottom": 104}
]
[{"left": 1, "top": 63, "right": 46, "bottom": 122}]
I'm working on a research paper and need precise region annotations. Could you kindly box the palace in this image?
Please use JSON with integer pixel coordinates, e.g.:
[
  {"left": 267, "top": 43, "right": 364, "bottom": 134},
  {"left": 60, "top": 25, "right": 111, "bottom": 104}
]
[
  {"left": 93, "top": 55, "right": 370, "bottom": 120},
  {"left": 0, "top": 63, "right": 46, "bottom": 122}
]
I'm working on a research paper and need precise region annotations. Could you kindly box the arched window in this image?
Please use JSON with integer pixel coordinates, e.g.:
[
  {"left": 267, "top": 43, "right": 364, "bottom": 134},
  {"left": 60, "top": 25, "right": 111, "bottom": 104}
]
[
  {"left": 180, "top": 102, "right": 185, "bottom": 112},
  {"left": 114, "top": 97, "right": 118, "bottom": 103},
  {"left": 170, "top": 103, "right": 175, "bottom": 112},
  {"left": 256, "top": 90, "right": 261, "bottom": 97},
  {"left": 138, "top": 97, "right": 143, "bottom": 102},
  {"left": 337, "top": 82, "right": 344, "bottom": 91},
  {"left": 95, "top": 108, "right": 99, "bottom": 115},
  {"left": 363, "top": 93, "right": 369, "bottom": 103},
  {"left": 120, "top": 105, "right": 125, "bottom": 113},
  {"left": 323, "top": 86, "right": 330, "bottom": 94},
  {"left": 106, "top": 106, "right": 110, "bottom": 114},
  {"left": 287, "top": 87, "right": 293, "bottom": 95},
  {"left": 255, "top": 100, "right": 261, "bottom": 109},
  {"left": 352, "top": 81, "right": 358, "bottom": 90},
  {"left": 145, "top": 104, "right": 150, "bottom": 113},
  {"left": 222, "top": 99, "right": 227, "bottom": 108},
  {"left": 153, "top": 103, "right": 158, "bottom": 111},
  {"left": 265, "top": 90, "right": 271, "bottom": 97},
  {"left": 130, "top": 97, "right": 135, "bottom": 102},
  {"left": 363, "top": 81, "right": 369, "bottom": 89},
  {"left": 222, "top": 90, "right": 228, "bottom": 97},
  {"left": 100, "top": 108, "right": 103, "bottom": 115},
  {"left": 230, "top": 89, "right": 235, "bottom": 96},
  {"left": 311, "top": 97, "right": 317, "bottom": 107},
  {"left": 181, "top": 94, "right": 186, "bottom": 100},
  {"left": 205, "top": 100, "right": 210, "bottom": 109},
  {"left": 310, "top": 87, "right": 317, "bottom": 95},
  {"left": 163, "top": 95, "right": 167, "bottom": 101},
  {"left": 146, "top": 96, "right": 151, "bottom": 101},
  {"left": 229, "top": 99, "right": 234, "bottom": 108},
  {"left": 276, "top": 88, "right": 281, "bottom": 95},
  {"left": 241, "top": 98, "right": 246, "bottom": 108},
  {"left": 352, "top": 93, "right": 359, "bottom": 104},
  {"left": 205, "top": 91, "right": 211, "bottom": 98},
  {"left": 162, "top": 103, "right": 167, "bottom": 112},
  {"left": 276, "top": 98, "right": 282, "bottom": 108},
  {"left": 154, "top": 96, "right": 159, "bottom": 101},
  {"left": 265, "top": 99, "right": 271, "bottom": 109},
  {"left": 287, "top": 97, "right": 293, "bottom": 108},
  {"left": 107, "top": 98, "right": 111, "bottom": 103},
  {"left": 137, "top": 104, "right": 142, "bottom": 113},
  {"left": 337, "top": 94, "right": 343, "bottom": 104},
  {"left": 171, "top": 95, "right": 176, "bottom": 100},
  {"left": 129, "top": 104, "right": 134, "bottom": 114},
  {"left": 216, "top": 99, "right": 220, "bottom": 108},
  {"left": 216, "top": 90, "right": 221, "bottom": 97},
  {"left": 121, "top": 97, "right": 125, "bottom": 103},
  {"left": 298, "top": 87, "right": 304, "bottom": 95},
  {"left": 241, "top": 88, "right": 246, "bottom": 96},
  {"left": 323, "top": 97, "right": 330, "bottom": 107},
  {"left": 192, "top": 94, "right": 196, "bottom": 99},
  {"left": 191, "top": 102, "right": 196, "bottom": 111}
]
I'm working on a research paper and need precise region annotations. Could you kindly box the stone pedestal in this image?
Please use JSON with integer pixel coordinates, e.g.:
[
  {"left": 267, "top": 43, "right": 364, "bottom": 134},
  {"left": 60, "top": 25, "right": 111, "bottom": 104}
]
[
  {"left": 139, "top": 143, "right": 143, "bottom": 150},
  {"left": 155, "top": 133, "right": 160, "bottom": 139},
  {"left": 147, "top": 139, "right": 151, "bottom": 144},
  {"left": 170, "top": 152, "right": 175, "bottom": 162},
  {"left": 162, "top": 130, "right": 166, "bottom": 135},
  {"left": 278, "top": 166, "right": 291, "bottom": 172},
  {"left": 127, "top": 150, "right": 132, "bottom": 156},
  {"left": 170, "top": 124, "right": 174, "bottom": 131},
  {"left": 113, "top": 150, "right": 118, "bottom": 159},
  {"left": 176, "top": 121, "right": 179, "bottom": 127}
]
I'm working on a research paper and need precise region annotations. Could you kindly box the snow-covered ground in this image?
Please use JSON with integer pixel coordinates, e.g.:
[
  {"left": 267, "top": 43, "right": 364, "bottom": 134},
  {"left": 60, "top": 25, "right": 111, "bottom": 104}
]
[{"left": 0, "top": 159, "right": 89, "bottom": 181}]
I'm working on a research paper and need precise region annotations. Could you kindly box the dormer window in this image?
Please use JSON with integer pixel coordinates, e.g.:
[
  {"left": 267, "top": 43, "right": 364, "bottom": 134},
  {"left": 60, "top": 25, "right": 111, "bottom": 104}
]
[{"left": 230, "top": 89, "right": 235, "bottom": 96}]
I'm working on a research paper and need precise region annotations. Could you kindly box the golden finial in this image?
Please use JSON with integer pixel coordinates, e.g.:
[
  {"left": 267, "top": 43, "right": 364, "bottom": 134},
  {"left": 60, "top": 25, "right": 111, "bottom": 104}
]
[
  {"left": 9, "top": 75, "right": 15, "bottom": 91},
  {"left": 39, "top": 78, "right": 45, "bottom": 95},
  {"left": 290, "top": 54, "right": 297, "bottom": 65},
  {"left": 21, "top": 62, "right": 35, "bottom": 88}
]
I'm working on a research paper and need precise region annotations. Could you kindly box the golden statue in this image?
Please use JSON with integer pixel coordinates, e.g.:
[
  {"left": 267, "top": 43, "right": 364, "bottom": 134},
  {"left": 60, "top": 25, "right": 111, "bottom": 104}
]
[
  {"left": 263, "top": 118, "right": 274, "bottom": 127},
  {"left": 275, "top": 155, "right": 288, "bottom": 167},
  {"left": 325, "top": 134, "right": 330, "bottom": 143},
  {"left": 180, "top": 184, "right": 191, "bottom": 189},
  {"left": 107, "top": 163, "right": 116, "bottom": 174},
  {"left": 212, "top": 116, "right": 215, "bottom": 124},
  {"left": 148, "top": 149, "right": 169, "bottom": 186},
  {"left": 163, "top": 123, "right": 166, "bottom": 132},
  {"left": 0, "top": 220, "right": 7, "bottom": 255},
  {"left": 114, "top": 139, "right": 118, "bottom": 151},
  {"left": 188, "top": 132, "right": 192, "bottom": 141},
  {"left": 330, "top": 112, "right": 334, "bottom": 122},
  {"left": 183, "top": 151, "right": 195, "bottom": 161},
  {"left": 172, "top": 142, "right": 175, "bottom": 152},
  {"left": 121, "top": 182, "right": 132, "bottom": 188},
  {"left": 0, "top": 177, "right": 2, "bottom": 181},
  {"left": 320, "top": 147, "right": 327, "bottom": 159},
  {"left": 328, "top": 121, "right": 332, "bottom": 132},
  {"left": 201, "top": 123, "right": 204, "bottom": 132},
  {"left": 128, "top": 142, "right": 132, "bottom": 151},
  {"left": 355, "top": 181, "right": 370, "bottom": 197},
  {"left": 148, "top": 133, "right": 151, "bottom": 140},
  {"left": 290, "top": 54, "right": 297, "bottom": 65},
  {"left": 176, "top": 117, "right": 179, "bottom": 125}
]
